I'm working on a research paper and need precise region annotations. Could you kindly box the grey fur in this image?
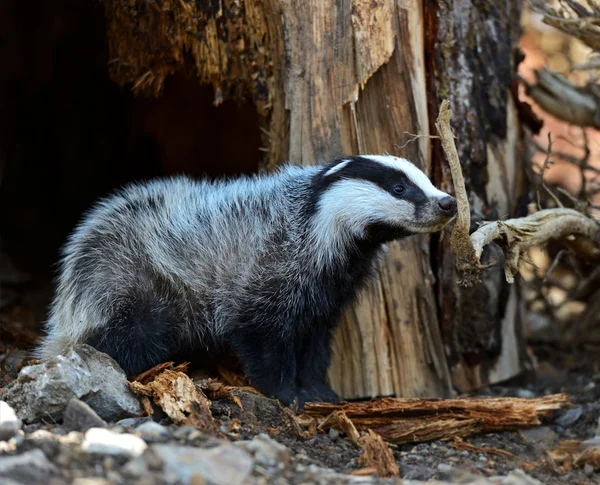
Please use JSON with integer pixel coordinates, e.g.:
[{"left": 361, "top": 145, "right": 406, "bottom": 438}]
[{"left": 37, "top": 155, "right": 455, "bottom": 403}]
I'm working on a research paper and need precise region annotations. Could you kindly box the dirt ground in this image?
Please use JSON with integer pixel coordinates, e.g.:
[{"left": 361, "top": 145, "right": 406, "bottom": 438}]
[{"left": 0, "top": 282, "right": 599, "bottom": 484}]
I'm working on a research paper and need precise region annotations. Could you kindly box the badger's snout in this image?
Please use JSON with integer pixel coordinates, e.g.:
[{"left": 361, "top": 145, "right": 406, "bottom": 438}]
[{"left": 438, "top": 196, "right": 457, "bottom": 217}]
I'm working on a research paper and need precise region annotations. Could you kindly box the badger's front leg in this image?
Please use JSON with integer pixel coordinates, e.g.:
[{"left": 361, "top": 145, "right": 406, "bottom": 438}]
[
  {"left": 230, "top": 330, "right": 298, "bottom": 405},
  {"left": 295, "top": 322, "right": 340, "bottom": 405}
]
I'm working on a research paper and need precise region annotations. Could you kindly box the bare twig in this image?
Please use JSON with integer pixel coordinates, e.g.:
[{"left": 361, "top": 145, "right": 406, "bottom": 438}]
[{"left": 434, "top": 100, "right": 479, "bottom": 284}]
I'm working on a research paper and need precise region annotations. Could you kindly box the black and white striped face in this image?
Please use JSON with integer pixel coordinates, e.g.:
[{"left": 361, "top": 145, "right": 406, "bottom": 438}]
[{"left": 312, "top": 155, "right": 457, "bottom": 242}]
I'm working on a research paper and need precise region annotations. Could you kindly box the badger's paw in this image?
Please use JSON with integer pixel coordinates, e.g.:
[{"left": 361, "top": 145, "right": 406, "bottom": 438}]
[{"left": 297, "top": 383, "right": 340, "bottom": 405}]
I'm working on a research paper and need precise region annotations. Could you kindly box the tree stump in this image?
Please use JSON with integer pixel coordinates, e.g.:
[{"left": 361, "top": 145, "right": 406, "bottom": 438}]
[{"left": 102, "top": 0, "right": 529, "bottom": 399}]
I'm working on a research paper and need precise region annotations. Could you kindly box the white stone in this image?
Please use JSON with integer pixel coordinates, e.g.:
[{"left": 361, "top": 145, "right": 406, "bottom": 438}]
[
  {"left": 0, "top": 401, "right": 22, "bottom": 441},
  {"left": 82, "top": 428, "right": 147, "bottom": 458},
  {"left": 243, "top": 433, "right": 290, "bottom": 465},
  {"left": 153, "top": 443, "right": 254, "bottom": 485}
]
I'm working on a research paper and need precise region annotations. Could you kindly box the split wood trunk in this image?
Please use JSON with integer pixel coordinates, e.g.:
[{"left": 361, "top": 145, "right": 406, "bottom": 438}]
[{"left": 103, "top": 0, "right": 529, "bottom": 399}]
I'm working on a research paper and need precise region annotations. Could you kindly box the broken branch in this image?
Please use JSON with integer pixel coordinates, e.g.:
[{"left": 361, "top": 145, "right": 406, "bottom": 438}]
[
  {"left": 470, "top": 208, "right": 600, "bottom": 283},
  {"left": 434, "top": 100, "right": 479, "bottom": 283},
  {"left": 303, "top": 394, "right": 570, "bottom": 445}
]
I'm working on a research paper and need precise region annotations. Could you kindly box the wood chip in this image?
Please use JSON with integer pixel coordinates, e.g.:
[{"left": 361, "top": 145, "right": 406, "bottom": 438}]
[
  {"left": 319, "top": 410, "right": 361, "bottom": 446},
  {"left": 358, "top": 430, "right": 400, "bottom": 477},
  {"left": 129, "top": 366, "right": 218, "bottom": 434}
]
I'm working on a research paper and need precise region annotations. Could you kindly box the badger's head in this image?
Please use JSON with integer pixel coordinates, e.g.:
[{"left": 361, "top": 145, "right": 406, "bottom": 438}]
[{"left": 311, "top": 155, "right": 457, "bottom": 246}]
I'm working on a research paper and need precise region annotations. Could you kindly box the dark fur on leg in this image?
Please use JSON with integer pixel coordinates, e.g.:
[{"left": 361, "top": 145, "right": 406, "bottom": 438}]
[
  {"left": 296, "top": 322, "right": 340, "bottom": 405},
  {"left": 85, "top": 301, "right": 178, "bottom": 376},
  {"left": 230, "top": 330, "right": 298, "bottom": 405}
]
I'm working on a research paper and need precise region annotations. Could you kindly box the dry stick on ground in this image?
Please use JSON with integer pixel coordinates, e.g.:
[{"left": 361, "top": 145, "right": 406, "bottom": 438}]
[{"left": 302, "top": 394, "right": 570, "bottom": 445}]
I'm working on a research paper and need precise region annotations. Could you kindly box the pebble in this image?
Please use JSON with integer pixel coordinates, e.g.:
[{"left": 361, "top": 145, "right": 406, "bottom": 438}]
[
  {"left": 583, "top": 464, "right": 595, "bottom": 476},
  {"left": 520, "top": 426, "right": 558, "bottom": 450},
  {"left": 437, "top": 463, "right": 453, "bottom": 473},
  {"left": 122, "top": 455, "right": 150, "bottom": 478},
  {"left": 153, "top": 442, "right": 253, "bottom": 485},
  {"left": 0, "top": 401, "right": 22, "bottom": 441},
  {"left": 82, "top": 428, "right": 147, "bottom": 458},
  {"left": 0, "top": 449, "right": 57, "bottom": 482},
  {"left": 134, "top": 421, "right": 170, "bottom": 442},
  {"left": 556, "top": 407, "right": 583, "bottom": 427},
  {"left": 328, "top": 428, "right": 340, "bottom": 440},
  {"left": 63, "top": 398, "right": 107, "bottom": 432},
  {"left": 517, "top": 389, "right": 536, "bottom": 399},
  {"left": 116, "top": 417, "right": 151, "bottom": 430},
  {"left": 243, "top": 433, "right": 290, "bottom": 465}
]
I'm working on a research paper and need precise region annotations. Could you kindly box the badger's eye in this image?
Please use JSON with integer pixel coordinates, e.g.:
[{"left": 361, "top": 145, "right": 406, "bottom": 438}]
[{"left": 393, "top": 184, "right": 405, "bottom": 194}]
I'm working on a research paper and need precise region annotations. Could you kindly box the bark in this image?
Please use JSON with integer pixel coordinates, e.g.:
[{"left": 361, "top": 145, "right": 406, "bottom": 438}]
[
  {"left": 425, "top": 0, "right": 530, "bottom": 392},
  {"left": 103, "top": 0, "right": 527, "bottom": 399}
]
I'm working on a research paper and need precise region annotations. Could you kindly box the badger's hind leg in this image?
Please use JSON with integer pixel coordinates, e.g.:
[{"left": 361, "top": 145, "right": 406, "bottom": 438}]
[{"left": 85, "top": 299, "right": 178, "bottom": 377}]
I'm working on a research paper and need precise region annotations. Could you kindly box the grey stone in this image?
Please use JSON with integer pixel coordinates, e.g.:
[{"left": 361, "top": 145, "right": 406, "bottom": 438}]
[
  {"left": 520, "top": 426, "right": 558, "bottom": 450},
  {"left": 0, "top": 401, "right": 22, "bottom": 441},
  {"left": 0, "top": 449, "right": 57, "bottom": 483},
  {"left": 116, "top": 417, "right": 151, "bottom": 430},
  {"left": 82, "top": 427, "right": 147, "bottom": 458},
  {"left": 152, "top": 442, "right": 254, "bottom": 485},
  {"left": 328, "top": 428, "right": 340, "bottom": 440},
  {"left": 63, "top": 398, "right": 107, "bottom": 432},
  {"left": 134, "top": 421, "right": 169, "bottom": 442},
  {"left": 556, "top": 407, "right": 583, "bottom": 427},
  {"left": 242, "top": 433, "right": 290, "bottom": 465},
  {"left": 122, "top": 455, "right": 150, "bottom": 478},
  {"left": 0, "top": 345, "right": 141, "bottom": 423},
  {"left": 516, "top": 389, "right": 536, "bottom": 399}
]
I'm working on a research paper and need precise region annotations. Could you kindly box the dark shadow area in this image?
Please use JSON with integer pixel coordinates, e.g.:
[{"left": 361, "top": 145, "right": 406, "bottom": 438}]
[{"left": 0, "top": 0, "right": 262, "bottom": 336}]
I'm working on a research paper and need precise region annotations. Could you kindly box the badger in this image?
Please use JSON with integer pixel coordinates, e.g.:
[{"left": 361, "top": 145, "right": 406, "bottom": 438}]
[{"left": 37, "top": 155, "right": 457, "bottom": 406}]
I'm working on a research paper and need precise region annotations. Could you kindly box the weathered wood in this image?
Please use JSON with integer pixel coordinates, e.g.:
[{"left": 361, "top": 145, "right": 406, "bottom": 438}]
[
  {"left": 424, "top": 0, "right": 529, "bottom": 392},
  {"left": 102, "top": 0, "right": 528, "bottom": 399}
]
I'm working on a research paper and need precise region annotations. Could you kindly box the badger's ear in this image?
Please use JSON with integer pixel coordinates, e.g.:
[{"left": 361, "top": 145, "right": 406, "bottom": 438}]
[{"left": 323, "top": 159, "right": 352, "bottom": 177}]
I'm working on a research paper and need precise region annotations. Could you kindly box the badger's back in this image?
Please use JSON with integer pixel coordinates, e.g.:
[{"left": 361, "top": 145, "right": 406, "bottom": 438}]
[{"left": 38, "top": 168, "right": 316, "bottom": 365}]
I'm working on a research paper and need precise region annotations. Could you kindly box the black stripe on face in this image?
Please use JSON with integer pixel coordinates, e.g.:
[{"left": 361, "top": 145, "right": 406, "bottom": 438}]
[{"left": 305, "top": 156, "right": 429, "bottom": 218}]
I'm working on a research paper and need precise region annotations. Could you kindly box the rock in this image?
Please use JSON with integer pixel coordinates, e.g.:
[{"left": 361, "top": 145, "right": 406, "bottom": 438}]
[
  {"left": 134, "top": 421, "right": 169, "bottom": 442},
  {"left": 0, "top": 401, "right": 22, "bottom": 441},
  {"left": 437, "top": 463, "right": 453, "bottom": 474},
  {"left": 584, "top": 464, "right": 595, "bottom": 476},
  {"left": 500, "top": 469, "right": 544, "bottom": 485},
  {"left": 116, "top": 417, "right": 151, "bottom": 431},
  {"left": 0, "top": 449, "right": 57, "bottom": 483},
  {"left": 72, "top": 479, "right": 113, "bottom": 485},
  {"left": 516, "top": 389, "right": 536, "bottom": 399},
  {"left": 520, "top": 426, "right": 558, "bottom": 450},
  {"left": 122, "top": 455, "right": 150, "bottom": 478},
  {"left": 328, "top": 428, "right": 340, "bottom": 440},
  {"left": 82, "top": 428, "right": 147, "bottom": 458},
  {"left": 556, "top": 407, "right": 583, "bottom": 427},
  {"left": 152, "top": 443, "right": 254, "bottom": 485},
  {"left": 63, "top": 398, "right": 107, "bottom": 432},
  {"left": 242, "top": 433, "right": 290, "bottom": 465},
  {"left": 0, "top": 345, "right": 141, "bottom": 423}
]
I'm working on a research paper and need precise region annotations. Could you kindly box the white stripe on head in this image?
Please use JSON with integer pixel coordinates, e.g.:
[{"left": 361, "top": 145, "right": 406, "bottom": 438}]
[
  {"left": 323, "top": 159, "right": 351, "bottom": 177},
  {"left": 362, "top": 155, "right": 449, "bottom": 199},
  {"left": 309, "top": 178, "right": 414, "bottom": 265}
]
